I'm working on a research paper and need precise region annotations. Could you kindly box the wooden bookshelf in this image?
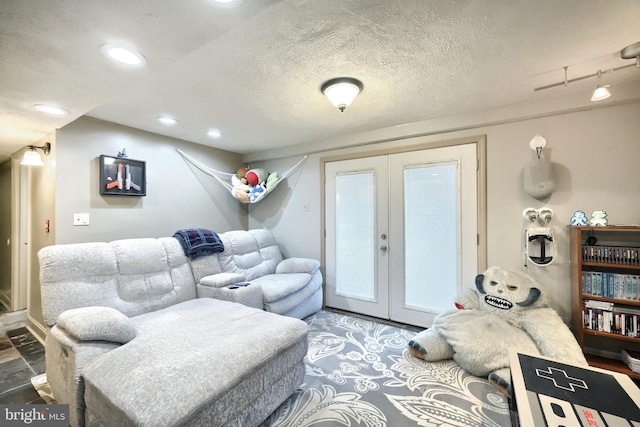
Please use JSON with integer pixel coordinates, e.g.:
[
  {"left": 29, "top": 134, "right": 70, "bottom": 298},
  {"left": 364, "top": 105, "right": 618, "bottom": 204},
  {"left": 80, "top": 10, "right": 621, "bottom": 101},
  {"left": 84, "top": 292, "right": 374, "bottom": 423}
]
[
  {"left": 571, "top": 225, "right": 640, "bottom": 380},
  {"left": 585, "top": 354, "right": 640, "bottom": 380}
]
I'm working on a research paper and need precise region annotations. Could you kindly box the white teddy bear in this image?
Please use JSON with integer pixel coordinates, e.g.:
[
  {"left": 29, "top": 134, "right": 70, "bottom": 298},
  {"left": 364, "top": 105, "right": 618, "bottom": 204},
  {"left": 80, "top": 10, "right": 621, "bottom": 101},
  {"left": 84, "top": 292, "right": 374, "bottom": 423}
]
[{"left": 408, "top": 267, "right": 587, "bottom": 396}]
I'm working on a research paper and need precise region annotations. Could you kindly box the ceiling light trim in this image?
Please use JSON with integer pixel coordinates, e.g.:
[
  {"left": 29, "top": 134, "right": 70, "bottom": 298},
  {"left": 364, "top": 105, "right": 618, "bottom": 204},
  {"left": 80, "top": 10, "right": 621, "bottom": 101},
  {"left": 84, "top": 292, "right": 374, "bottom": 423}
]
[
  {"left": 208, "top": 0, "right": 244, "bottom": 8},
  {"left": 34, "top": 104, "right": 70, "bottom": 116},
  {"left": 100, "top": 43, "right": 147, "bottom": 67},
  {"left": 157, "top": 116, "right": 178, "bottom": 126},
  {"left": 207, "top": 129, "right": 222, "bottom": 139}
]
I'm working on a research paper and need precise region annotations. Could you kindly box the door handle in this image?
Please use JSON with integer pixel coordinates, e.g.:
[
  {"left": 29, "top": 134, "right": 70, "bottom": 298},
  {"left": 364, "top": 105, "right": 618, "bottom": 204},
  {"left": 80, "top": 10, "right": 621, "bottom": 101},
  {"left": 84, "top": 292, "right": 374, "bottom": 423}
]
[{"left": 380, "top": 245, "right": 387, "bottom": 252}]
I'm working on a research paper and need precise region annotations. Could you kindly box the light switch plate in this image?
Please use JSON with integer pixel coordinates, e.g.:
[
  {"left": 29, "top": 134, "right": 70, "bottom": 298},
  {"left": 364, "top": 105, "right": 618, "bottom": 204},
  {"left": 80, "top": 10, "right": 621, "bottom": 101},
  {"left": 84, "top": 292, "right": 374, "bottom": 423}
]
[{"left": 73, "top": 213, "right": 90, "bottom": 226}]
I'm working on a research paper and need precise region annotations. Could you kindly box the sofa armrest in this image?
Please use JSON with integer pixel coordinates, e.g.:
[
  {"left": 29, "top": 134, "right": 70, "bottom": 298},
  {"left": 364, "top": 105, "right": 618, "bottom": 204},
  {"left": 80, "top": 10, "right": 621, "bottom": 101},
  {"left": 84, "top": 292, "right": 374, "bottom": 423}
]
[
  {"left": 199, "top": 272, "right": 246, "bottom": 288},
  {"left": 276, "top": 258, "right": 320, "bottom": 275},
  {"left": 56, "top": 306, "right": 136, "bottom": 344}
]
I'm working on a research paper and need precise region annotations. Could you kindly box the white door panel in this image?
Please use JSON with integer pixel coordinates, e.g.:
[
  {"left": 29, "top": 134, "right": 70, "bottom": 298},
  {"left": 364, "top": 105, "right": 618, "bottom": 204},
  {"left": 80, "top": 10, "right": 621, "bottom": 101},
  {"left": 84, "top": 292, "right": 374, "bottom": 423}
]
[
  {"left": 325, "top": 143, "right": 478, "bottom": 327},
  {"left": 325, "top": 156, "right": 389, "bottom": 318},
  {"left": 389, "top": 144, "right": 477, "bottom": 327}
]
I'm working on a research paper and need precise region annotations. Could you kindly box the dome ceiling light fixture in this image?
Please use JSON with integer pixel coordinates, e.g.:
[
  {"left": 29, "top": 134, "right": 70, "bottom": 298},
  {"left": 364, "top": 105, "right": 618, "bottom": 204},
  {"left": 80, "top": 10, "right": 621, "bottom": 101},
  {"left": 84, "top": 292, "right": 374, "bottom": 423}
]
[{"left": 321, "top": 77, "right": 363, "bottom": 112}]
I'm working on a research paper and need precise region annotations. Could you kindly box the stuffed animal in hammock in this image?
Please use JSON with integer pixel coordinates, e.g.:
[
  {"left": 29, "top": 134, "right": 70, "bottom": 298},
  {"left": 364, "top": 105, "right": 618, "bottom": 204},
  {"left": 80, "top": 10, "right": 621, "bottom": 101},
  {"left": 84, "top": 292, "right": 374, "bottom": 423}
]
[{"left": 408, "top": 266, "right": 587, "bottom": 396}]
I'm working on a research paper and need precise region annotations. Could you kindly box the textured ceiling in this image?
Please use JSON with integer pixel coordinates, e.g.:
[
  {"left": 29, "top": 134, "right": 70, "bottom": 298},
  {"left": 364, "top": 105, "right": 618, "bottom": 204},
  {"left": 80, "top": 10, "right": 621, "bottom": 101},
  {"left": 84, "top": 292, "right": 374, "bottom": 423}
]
[{"left": 1, "top": 0, "right": 640, "bottom": 162}]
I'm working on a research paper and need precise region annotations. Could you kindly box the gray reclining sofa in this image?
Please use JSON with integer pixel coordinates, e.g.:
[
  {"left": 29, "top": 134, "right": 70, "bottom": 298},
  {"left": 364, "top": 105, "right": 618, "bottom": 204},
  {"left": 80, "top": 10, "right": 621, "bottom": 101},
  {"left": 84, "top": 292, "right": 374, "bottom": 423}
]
[{"left": 38, "top": 229, "right": 322, "bottom": 427}]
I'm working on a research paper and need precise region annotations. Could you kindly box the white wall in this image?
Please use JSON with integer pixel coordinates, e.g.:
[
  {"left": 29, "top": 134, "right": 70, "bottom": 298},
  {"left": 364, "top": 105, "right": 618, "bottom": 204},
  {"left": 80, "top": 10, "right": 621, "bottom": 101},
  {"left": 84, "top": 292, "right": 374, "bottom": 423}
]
[
  {"left": 23, "top": 132, "right": 56, "bottom": 340},
  {"left": 55, "top": 116, "right": 247, "bottom": 244},
  {"left": 0, "top": 160, "right": 11, "bottom": 309},
  {"left": 248, "top": 99, "right": 640, "bottom": 323}
]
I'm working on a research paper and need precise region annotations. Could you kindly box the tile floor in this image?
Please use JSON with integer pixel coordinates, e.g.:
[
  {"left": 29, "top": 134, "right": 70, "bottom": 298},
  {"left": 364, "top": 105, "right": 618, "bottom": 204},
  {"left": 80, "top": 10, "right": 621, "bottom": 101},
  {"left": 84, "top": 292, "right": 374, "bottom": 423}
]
[{"left": 0, "top": 306, "right": 46, "bottom": 404}]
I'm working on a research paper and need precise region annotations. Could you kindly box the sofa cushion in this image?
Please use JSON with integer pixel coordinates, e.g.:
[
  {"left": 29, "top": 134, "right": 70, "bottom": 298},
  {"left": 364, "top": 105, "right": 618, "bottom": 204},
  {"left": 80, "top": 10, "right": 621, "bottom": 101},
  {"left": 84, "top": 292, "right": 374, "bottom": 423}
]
[
  {"left": 38, "top": 242, "right": 118, "bottom": 327},
  {"left": 189, "top": 252, "right": 223, "bottom": 283},
  {"left": 253, "top": 273, "right": 315, "bottom": 303},
  {"left": 255, "top": 270, "right": 323, "bottom": 314},
  {"left": 112, "top": 238, "right": 195, "bottom": 305},
  {"left": 56, "top": 306, "right": 136, "bottom": 344},
  {"left": 217, "top": 230, "right": 283, "bottom": 281},
  {"left": 276, "top": 258, "right": 320, "bottom": 275},
  {"left": 82, "top": 298, "right": 308, "bottom": 427},
  {"left": 199, "top": 272, "right": 246, "bottom": 289}
]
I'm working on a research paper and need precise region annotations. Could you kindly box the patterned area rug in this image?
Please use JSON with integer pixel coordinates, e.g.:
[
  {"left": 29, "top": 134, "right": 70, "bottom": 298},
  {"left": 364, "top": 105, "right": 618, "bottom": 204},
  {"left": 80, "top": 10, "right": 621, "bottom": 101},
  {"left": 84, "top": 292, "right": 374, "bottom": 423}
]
[
  {"left": 32, "top": 310, "right": 510, "bottom": 426},
  {"left": 261, "top": 310, "right": 510, "bottom": 427}
]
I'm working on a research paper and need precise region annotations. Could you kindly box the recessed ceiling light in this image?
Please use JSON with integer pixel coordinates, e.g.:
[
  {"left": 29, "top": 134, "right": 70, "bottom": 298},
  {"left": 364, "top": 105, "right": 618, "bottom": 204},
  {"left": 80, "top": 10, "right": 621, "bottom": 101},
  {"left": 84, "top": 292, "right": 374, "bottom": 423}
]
[
  {"left": 100, "top": 44, "right": 147, "bottom": 67},
  {"left": 207, "top": 129, "right": 222, "bottom": 139},
  {"left": 209, "top": 0, "right": 243, "bottom": 8},
  {"left": 157, "top": 116, "right": 178, "bottom": 126},
  {"left": 34, "top": 104, "right": 70, "bottom": 116}
]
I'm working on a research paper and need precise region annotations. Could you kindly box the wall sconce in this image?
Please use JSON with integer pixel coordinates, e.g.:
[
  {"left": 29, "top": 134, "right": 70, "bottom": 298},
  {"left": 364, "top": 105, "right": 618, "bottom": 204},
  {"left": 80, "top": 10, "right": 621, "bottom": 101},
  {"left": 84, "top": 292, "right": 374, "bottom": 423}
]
[
  {"left": 21, "top": 142, "right": 51, "bottom": 166},
  {"left": 321, "top": 77, "right": 363, "bottom": 112}
]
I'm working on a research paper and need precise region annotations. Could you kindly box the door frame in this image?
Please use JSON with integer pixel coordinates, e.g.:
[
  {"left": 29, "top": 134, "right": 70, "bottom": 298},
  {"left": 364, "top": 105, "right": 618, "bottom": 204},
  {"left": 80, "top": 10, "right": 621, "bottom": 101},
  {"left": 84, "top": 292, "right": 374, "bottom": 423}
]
[
  {"left": 320, "top": 134, "right": 487, "bottom": 319},
  {"left": 9, "top": 156, "right": 29, "bottom": 311}
]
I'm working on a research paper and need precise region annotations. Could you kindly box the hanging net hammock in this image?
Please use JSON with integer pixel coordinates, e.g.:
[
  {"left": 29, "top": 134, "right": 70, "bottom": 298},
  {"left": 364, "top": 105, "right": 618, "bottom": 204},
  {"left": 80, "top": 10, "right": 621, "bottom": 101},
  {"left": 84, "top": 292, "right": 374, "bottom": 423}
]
[{"left": 177, "top": 149, "right": 307, "bottom": 204}]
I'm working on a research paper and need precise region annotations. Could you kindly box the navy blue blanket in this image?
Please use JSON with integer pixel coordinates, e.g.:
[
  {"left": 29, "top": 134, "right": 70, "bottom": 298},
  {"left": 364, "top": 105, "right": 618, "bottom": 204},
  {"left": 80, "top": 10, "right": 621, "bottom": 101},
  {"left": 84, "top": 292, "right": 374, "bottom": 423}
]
[{"left": 173, "top": 228, "right": 224, "bottom": 259}]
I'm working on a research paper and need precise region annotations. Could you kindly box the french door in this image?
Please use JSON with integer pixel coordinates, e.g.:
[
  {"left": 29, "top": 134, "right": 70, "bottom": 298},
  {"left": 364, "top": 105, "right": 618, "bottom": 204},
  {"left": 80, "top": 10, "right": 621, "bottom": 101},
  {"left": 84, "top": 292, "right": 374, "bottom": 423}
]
[{"left": 324, "top": 143, "right": 479, "bottom": 328}]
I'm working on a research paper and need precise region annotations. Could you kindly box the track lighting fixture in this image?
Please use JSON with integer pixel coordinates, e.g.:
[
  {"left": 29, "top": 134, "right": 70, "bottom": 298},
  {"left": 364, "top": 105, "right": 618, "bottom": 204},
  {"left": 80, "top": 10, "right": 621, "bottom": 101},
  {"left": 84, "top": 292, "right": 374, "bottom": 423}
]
[
  {"left": 621, "top": 41, "right": 640, "bottom": 68},
  {"left": 533, "top": 41, "right": 639, "bottom": 101},
  {"left": 590, "top": 70, "right": 611, "bottom": 102}
]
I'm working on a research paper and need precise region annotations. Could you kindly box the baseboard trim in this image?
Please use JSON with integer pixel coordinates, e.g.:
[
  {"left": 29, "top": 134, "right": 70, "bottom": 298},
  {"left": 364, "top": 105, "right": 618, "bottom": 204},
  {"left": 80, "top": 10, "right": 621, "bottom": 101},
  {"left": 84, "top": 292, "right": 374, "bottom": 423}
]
[{"left": 27, "top": 315, "right": 48, "bottom": 345}]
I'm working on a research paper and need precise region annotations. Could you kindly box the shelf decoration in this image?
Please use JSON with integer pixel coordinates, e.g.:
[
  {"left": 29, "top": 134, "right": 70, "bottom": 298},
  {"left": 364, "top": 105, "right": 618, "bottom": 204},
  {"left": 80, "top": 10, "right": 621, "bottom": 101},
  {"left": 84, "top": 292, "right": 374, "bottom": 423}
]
[
  {"left": 523, "top": 207, "right": 555, "bottom": 267},
  {"left": 99, "top": 154, "right": 146, "bottom": 196},
  {"left": 589, "top": 210, "right": 608, "bottom": 226},
  {"left": 570, "top": 210, "right": 589, "bottom": 226},
  {"left": 524, "top": 134, "right": 556, "bottom": 200},
  {"left": 177, "top": 149, "right": 307, "bottom": 204}
]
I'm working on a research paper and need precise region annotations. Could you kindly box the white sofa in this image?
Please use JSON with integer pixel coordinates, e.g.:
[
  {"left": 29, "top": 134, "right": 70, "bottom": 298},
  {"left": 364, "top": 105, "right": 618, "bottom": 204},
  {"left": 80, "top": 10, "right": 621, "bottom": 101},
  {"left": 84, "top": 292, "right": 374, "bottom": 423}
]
[
  {"left": 37, "top": 229, "right": 322, "bottom": 427},
  {"left": 189, "top": 229, "right": 323, "bottom": 319}
]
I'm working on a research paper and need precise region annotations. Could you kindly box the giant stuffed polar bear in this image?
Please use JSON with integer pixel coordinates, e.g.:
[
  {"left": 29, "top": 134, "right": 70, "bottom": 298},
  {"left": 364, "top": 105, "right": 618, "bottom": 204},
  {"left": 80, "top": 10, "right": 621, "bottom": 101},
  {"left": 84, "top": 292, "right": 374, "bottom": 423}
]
[{"left": 408, "top": 266, "right": 587, "bottom": 396}]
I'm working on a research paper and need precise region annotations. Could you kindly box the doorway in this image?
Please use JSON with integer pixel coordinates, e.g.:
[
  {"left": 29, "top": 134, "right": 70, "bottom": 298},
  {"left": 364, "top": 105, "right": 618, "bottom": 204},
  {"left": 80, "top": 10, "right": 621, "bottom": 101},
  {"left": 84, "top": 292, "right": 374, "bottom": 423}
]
[{"left": 323, "top": 138, "right": 485, "bottom": 328}]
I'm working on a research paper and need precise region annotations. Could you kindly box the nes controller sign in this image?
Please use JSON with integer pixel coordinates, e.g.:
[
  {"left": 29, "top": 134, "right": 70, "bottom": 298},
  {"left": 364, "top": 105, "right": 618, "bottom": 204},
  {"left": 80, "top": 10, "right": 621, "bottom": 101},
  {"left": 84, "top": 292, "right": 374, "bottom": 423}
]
[{"left": 510, "top": 351, "right": 640, "bottom": 427}]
